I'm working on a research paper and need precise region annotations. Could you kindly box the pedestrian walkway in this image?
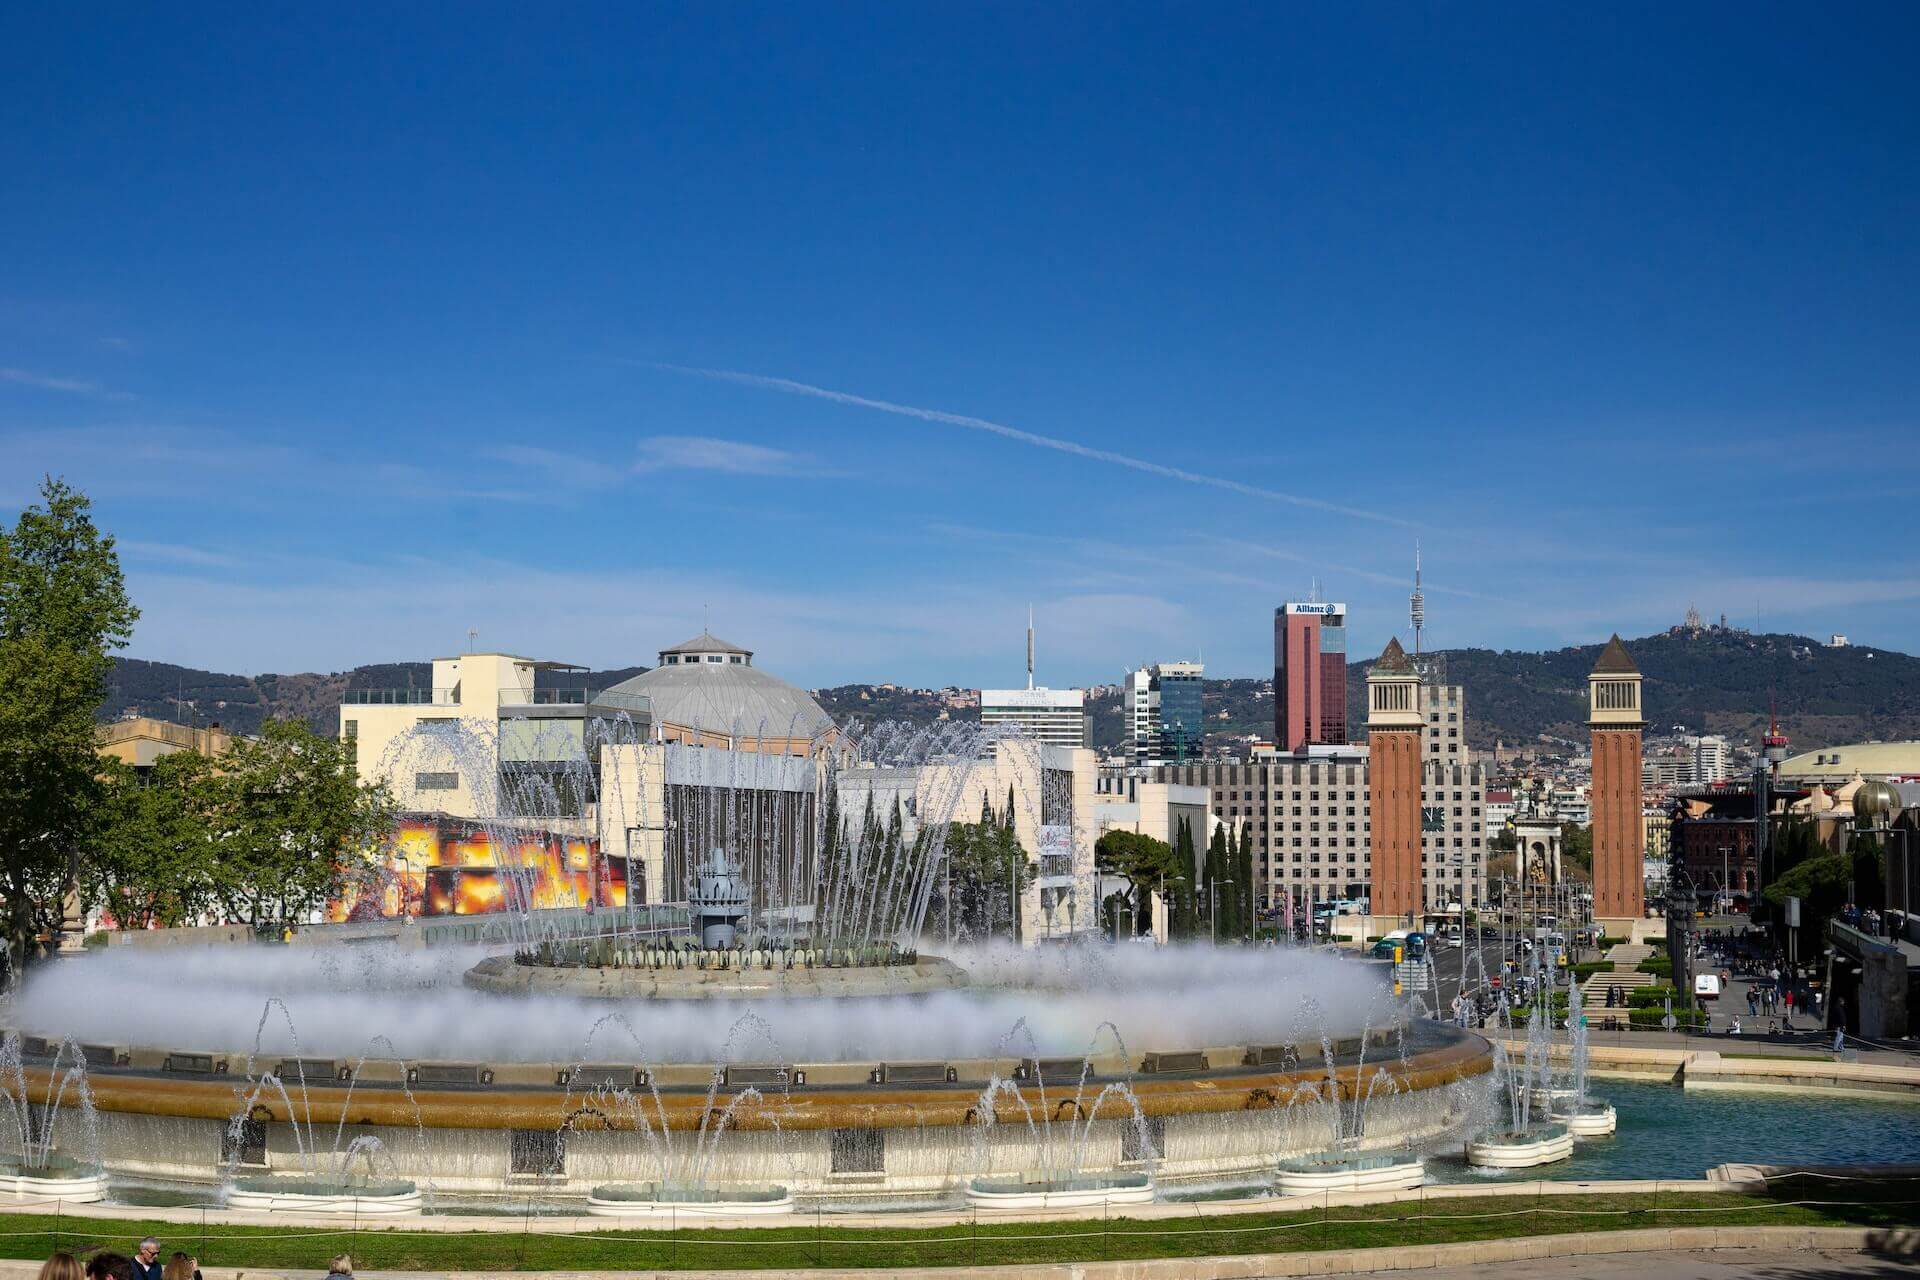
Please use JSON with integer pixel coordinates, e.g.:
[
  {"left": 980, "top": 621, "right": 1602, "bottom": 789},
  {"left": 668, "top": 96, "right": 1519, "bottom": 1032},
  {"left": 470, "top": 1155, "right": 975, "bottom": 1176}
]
[{"left": 1582, "top": 941, "right": 1655, "bottom": 1014}]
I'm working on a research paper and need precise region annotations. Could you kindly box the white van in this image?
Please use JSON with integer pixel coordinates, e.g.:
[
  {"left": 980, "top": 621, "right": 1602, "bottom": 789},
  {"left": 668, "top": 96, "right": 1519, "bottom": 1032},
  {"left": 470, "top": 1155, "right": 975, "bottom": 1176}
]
[{"left": 1693, "top": 973, "right": 1722, "bottom": 1003}]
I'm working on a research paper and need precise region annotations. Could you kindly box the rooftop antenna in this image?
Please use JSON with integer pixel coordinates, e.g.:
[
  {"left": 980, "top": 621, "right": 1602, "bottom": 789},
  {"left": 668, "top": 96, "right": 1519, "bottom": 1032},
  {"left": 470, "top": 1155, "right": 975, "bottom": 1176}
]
[
  {"left": 1410, "top": 541, "right": 1426, "bottom": 657},
  {"left": 467, "top": 627, "right": 479, "bottom": 654},
  {"left": 1026, "top": 605, "right": 1035, "bottom": 691}
]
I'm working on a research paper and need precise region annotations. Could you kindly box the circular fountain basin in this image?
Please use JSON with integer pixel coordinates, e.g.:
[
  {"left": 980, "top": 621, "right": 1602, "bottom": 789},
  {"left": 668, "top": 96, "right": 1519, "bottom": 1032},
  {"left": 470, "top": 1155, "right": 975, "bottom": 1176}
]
[
  {"left": 0, "top": 1155, "right": 107, "bottom": 1203},
  {"left": 1274, "top": 1151, "right": 1423, "bottom": 1195},
  {"left": 1466, "top": 1124, "right": 1574, "bottom": 1169},
  {"left": 225, "top": 1176, "right": 423, "bottom": 1216},
  {"left": 965, "top": 1172, "right": 1155, "bottom": 1211},
  {"left": 585, "top": 1183, "right": 795, "bottom": 1217},
  {"left": 1554, "top": 1101, "right": 1618, "bottom": 1137}
]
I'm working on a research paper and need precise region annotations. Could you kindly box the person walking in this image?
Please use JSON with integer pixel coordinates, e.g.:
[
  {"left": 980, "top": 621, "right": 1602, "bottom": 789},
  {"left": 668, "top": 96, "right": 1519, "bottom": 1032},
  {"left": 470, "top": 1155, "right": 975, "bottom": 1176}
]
[
  {"left": 1747, "top": 988, "right": 1759, "bottom": 1018},
  {"left": 1783, "top": 986, "right": 1794, "bottom": 1027}
]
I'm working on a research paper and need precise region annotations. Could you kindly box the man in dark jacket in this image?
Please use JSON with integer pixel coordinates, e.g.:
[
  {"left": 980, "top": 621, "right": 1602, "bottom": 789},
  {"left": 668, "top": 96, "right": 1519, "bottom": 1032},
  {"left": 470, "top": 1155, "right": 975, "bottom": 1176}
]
[{"left": 131, "top": 1239, "right": 162, "bottom": 1280}]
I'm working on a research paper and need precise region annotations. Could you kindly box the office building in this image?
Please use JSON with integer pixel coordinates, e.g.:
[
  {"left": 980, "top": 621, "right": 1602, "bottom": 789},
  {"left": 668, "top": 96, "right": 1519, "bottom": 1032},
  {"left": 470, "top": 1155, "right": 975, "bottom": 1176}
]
[
  {"left": 1122, "top": 660, "right": 1205, "bottom": 765},
  {"left": 1273, "top": 601, "right": 1347, "bottom": 752},
  {"left": 1691, "top": 734, "right": 1731, "bottom": 785},
  {"left": 1153, "top": 638, "right": 1486, "bottom": 919},
  {"left": 980, "top": 687, "right": 1089, "bottom": 749}
]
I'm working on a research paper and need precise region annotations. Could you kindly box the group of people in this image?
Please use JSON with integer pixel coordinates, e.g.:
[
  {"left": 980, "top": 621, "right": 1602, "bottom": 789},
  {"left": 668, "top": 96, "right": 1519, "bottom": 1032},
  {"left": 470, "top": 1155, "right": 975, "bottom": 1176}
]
[{"left": 35, "top": 1242, "right": 354, "bottom": 1280}]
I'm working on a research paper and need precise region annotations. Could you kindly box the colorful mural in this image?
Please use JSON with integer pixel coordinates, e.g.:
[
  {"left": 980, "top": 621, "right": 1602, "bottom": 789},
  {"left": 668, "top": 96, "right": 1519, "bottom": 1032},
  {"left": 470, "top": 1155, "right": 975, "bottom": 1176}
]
[{"left": 328, "top": 812, "right": 627, "bottom": 921}]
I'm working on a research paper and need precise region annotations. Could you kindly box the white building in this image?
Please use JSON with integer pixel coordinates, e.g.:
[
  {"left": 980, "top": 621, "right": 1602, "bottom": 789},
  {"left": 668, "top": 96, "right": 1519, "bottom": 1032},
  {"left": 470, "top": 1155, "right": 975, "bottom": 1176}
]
[
  {"left": 980, "top": 686, "right": 1089, "bottom": 749},
  {"left": 1121, "top": 660, "right": 1205, "bottom": 766},
  {"left": 1691, "top": 734, "right": 1731, "bottom": 785}
]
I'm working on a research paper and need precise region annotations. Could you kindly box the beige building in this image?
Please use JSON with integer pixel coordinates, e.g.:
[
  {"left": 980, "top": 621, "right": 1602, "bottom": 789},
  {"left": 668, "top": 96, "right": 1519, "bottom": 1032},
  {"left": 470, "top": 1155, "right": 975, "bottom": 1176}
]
[
  {"left": 835, "top": 742, "right": 1100, "bottom": 942},
  {"left": 96, "top": 717, "right": 234, "bottom": 775}
]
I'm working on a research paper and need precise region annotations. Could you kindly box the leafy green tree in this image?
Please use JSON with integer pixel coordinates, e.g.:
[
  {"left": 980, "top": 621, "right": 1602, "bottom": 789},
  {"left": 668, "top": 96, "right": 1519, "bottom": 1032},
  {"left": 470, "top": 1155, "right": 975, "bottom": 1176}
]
[
  {"left": 1560, "top": 822, "right": 1593, "bottom": 874},
  {"left": 1236, "top": 822, "right": 1255, "bottom": 942},
  {"left": 93, "top": 753, "right": 221, "bottom": 929},
  {"left": 938, "top": 820, "right": 1029, "bottom": 942},
  {"left": 1172, "top": 817, "right": 1200, "bottom": 940},
  {"left": 1093, "top": 829, "right": 1182, "bottom": 938},
  {"left": 1204, "top": 824, "right": 1228, "bottom": 939},
  {"left": 0, "top": 479, "right": 138, "bottom": 966},
  {"left": 205, "top": 719, "right": 395, "bottom": 929}
]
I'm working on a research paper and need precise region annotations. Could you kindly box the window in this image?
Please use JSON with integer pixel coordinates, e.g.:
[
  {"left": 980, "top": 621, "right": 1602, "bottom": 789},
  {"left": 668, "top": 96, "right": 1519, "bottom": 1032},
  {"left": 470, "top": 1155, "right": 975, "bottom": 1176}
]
[
  {"left": 510, "top": 1128, "right": 565, "bottom": 1177},
  {"left": 830, "top": 1127, "right": 885, "bottom": 1174},
  {"left": 222, "top": 1117, "right": 267, "bottom": 1167},
  {"left": 1121, "top": 1115, "right": 1166, "bottom": 1163},
  {"left": 707, "top": 655, "right": 724, "bottom": 663},
  {"left": 416, "top": 772, "right": 459, "bottom": 791},
  {"left": 729, "top": 655, "right": 745, "bottom": 664}
]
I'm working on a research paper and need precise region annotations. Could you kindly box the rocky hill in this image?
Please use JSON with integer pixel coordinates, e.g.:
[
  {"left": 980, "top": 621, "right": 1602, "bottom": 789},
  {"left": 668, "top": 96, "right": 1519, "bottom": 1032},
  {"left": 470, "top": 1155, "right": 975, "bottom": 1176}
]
[{"left": 102, "top": 627, "right": 1918, "bottom": 755}]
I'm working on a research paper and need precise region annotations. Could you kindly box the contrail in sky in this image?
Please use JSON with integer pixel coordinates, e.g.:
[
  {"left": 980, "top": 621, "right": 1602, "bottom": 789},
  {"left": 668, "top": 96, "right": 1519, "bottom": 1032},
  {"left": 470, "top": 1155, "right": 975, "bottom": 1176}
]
[{"left": 657, "top": 364, "right": 1414, "bottom": 527}]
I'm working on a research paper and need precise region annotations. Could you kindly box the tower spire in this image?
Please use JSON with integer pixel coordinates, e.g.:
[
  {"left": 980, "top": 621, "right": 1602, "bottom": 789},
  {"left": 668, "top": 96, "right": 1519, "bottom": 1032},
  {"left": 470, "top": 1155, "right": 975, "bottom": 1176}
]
[
  {"left": 1026, "top": 605, "right": 1035, "bottom": 691},
  {"left": 1410, "top": 541, "right": 1425, "bottom": 657}
]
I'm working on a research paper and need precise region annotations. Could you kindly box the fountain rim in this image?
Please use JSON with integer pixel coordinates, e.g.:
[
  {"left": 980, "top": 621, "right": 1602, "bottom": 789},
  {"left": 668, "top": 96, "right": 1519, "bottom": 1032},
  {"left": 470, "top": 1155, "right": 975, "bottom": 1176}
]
[{"left": 7, "top": 1024, "right": 1492, "bottom": 1132}]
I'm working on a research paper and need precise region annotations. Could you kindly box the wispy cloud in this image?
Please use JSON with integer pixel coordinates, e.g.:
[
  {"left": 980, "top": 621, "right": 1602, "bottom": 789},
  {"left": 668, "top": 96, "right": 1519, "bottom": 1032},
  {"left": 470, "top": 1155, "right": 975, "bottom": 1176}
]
[
  {"left": 632, "top": 434, "right": 824, "bottom": 477},
  {"left": 481, "top": 444, "right": 623, "bottom": 490},
  {"left": 0, "top": 367, "right": 133, "bottom": 401},
  {"left": 119, "top": 540, "right": 242, "bottom": 568},
  {"left": 658, "top": 364, "right": 1413, "bottom": 527}
]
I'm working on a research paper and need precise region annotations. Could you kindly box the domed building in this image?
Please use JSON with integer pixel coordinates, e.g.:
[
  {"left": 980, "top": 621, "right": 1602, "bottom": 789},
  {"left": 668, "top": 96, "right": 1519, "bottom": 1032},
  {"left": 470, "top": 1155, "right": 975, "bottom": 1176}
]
[{"left": 598, "top": 632, "right": 837, "bottom": 756}]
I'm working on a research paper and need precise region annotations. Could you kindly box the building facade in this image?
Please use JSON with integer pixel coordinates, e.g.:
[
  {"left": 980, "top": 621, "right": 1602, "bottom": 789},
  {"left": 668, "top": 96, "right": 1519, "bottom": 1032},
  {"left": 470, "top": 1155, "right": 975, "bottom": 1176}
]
[
  {"left": 1273, "top": 602, "right": 1347, "bottom": 752},
  {"left": 1588, "top": 634, "right": 1647, "bottom": 926},
  {"left": 980, "top": 687, "right": 1089, "bottom": 749},
  {"left": 1122, "top": 660, "right": 1205, "bottom": 765}
]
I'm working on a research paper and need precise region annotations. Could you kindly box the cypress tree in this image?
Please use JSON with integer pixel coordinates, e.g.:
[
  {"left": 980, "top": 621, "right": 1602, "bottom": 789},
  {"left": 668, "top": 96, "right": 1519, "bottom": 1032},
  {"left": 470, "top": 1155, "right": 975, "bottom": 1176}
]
[
  {"left": 1205, "top": 824, "right": 1229, "bottom": 941},
  {"left": 1238, "top": 822, "right": 1255, "bottom": 942}
]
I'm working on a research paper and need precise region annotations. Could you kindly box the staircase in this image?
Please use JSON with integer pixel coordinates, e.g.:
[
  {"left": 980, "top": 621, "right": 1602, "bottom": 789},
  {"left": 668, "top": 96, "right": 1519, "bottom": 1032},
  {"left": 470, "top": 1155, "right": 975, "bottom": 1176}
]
[{"left": 1582, "top": 942, "right": 1656, "bottom": 1017}]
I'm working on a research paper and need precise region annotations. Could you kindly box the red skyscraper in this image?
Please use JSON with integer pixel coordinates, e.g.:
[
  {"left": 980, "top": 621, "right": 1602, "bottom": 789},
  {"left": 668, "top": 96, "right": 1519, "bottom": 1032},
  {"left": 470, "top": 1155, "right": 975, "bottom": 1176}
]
[{"left": 1274, "top": 601, "right": 1348, "bottom": 752}]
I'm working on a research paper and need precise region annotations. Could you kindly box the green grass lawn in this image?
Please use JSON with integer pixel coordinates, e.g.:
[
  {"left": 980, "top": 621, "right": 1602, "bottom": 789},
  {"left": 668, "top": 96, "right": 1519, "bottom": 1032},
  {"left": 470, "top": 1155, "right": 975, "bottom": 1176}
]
[{"left": 8, "top": 1185, "right": 1916, "bottom": 1272}]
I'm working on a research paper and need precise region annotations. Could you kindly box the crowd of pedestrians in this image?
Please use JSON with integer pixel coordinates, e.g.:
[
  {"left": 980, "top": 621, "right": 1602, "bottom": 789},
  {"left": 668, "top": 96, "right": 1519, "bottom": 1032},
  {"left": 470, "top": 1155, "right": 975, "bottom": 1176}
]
[{"left": 34, "top": 1240, "right": 347, "bottom": 1280}]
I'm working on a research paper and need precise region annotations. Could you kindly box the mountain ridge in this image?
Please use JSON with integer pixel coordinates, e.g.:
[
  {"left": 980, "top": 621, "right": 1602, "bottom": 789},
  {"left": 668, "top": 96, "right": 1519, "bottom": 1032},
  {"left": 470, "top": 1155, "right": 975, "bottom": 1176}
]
[{"left": 101, "top": 627, "right": 1920, "bottom": 755}]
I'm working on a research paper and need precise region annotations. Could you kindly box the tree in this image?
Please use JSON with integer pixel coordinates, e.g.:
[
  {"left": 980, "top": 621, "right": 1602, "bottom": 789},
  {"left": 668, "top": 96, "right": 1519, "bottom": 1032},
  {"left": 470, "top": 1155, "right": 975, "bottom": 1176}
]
[
  {"left": 1560, "top": 823, "right": 1593, "bottom": 874},
  {"left": 938, "top": 820, "right": 1029, "bottom": 942},
  {"left": 0, "top": 479, "right": 138, "bottom": 967},
  {"left": 1172, "top": 817, "right": 1200, "bottom": 940},
  {"left": 1236, "top": 822, "right": 1255, "bottom": 942},
  {"left": 205, "top": 719, "right": 394, "bottom": 929},
  {"left": 93, "top": 753, "right": 220, "bottom": 929},
  {"left": 1204, "top": 824, "right": 1228, "bottom": 939},
  {"left": 1093, "top": 829, "right": 1182, "bottom": 939}
]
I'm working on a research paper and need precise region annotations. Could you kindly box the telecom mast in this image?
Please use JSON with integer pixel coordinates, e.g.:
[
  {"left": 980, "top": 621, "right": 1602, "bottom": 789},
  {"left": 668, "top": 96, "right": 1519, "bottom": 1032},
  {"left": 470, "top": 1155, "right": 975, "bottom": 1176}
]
[{"left": 1410, "top": 542, "right": 1426, "bottom": 657}]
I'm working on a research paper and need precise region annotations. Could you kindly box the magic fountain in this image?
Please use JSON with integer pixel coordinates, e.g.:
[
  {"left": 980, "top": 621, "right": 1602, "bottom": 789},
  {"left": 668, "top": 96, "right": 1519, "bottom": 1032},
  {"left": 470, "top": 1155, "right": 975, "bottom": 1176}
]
[{"left": 3, "top": 718, "right": 1493, "bottom": 1212}]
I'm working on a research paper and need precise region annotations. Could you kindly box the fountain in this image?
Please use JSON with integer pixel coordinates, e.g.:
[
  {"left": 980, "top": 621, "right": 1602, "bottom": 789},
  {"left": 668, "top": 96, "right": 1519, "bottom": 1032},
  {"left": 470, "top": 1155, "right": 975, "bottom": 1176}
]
[
  {"left": 1466, "top": 983, "right": 1573, "bottom": 1169},
  {"left": 6, "top": 718, "right": 1493, "bottom": 1206},
  {"left": 0, "top": 1036, "right": 105, "bottom": 1203},
  {"left": 219, "top": 1007, "right": 426, "bottom": 1216},
  {"left": 1543, "top": 977, "right": 1616, "bottom": 1137},
  {"left": 1272, "top": 998, "right": 1426, "bottom": 1194}
]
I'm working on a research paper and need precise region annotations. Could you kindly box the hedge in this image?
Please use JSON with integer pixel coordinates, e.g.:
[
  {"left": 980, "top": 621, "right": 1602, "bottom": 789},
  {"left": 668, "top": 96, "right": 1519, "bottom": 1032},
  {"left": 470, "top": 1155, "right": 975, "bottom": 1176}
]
[
  {"left": 1637, "top": 957, "right": 1673, "bottom": 975},
  {"left": 1629, "top": 1005, "right": 1708, "bottom": 1029},
  {"left": 1569, "top": 961, "right": 1611, "bottom": 980}
]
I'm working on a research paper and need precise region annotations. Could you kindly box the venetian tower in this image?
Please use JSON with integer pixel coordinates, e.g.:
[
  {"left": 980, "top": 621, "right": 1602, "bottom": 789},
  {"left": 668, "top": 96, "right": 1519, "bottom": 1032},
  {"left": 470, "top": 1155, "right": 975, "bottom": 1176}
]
[
  {"left": 1366, "top": 637, "right": 1423, "bottom": 926},
  {"left": 1589, "top": 634, "right": 1646, "bottom": 930}
]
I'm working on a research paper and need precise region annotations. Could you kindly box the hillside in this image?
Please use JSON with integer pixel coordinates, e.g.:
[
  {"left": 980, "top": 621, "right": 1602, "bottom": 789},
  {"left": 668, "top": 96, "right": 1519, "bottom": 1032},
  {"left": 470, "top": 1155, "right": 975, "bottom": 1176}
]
[{"left": 102, "top": 627, "right": 1919, "bottom": 755}]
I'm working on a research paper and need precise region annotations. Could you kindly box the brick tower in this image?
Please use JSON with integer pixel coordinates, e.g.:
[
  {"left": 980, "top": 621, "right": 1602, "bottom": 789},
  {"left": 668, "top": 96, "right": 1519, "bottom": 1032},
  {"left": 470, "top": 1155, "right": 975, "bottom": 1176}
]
[
  {"left": 1366, "top": 637, "right": 1423, "bottom": 927},
  {"left": 1588, "top": 634, "right": 1646, "bottom": 930}
]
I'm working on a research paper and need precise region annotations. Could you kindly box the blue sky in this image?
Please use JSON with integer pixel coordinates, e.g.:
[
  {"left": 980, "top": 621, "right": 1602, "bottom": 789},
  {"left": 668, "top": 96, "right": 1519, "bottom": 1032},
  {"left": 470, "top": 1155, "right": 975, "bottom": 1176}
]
[{"left": 4, "top": 5, "right": 1917, "bottom": 686}]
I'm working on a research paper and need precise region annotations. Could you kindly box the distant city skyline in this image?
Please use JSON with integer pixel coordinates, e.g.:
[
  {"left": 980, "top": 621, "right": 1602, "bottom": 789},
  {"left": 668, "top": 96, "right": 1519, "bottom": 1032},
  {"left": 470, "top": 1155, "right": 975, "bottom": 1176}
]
[{"left": 4, "top": 7, "right": 1917, "bottom": 684}]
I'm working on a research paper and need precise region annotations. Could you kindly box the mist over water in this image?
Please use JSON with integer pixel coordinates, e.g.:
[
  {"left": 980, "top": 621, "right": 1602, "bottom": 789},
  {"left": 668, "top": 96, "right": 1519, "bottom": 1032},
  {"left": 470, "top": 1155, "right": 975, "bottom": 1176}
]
[{"left": 14, "top": 942, "right": 1400, "bottom": 1063}]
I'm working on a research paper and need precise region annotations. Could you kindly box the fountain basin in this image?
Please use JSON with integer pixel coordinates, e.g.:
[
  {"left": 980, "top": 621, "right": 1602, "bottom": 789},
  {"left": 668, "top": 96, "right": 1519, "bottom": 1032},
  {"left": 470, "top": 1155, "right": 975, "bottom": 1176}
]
[
  {"left": 1465, "top": 1124, "right": 1574, "bottom": 1168},
  {"left": 0, "top": 1155, "right": 107, "bottom": 1203},
  {"left": 585, "top": 1183, "right": 795, "bottom": 1217},
  {"left": 225, "top": 1176, "right": 422, "bottom": 1216},
  {"left": 1274, "top": 1151, "right": 1423, "bottom": 1195},
  {"left": 965, "top": 1172, "right": 1155, "bottom": 1211},
  {"left": 1555, "top": 1101, "right": 1618, "bottom": 1137}
]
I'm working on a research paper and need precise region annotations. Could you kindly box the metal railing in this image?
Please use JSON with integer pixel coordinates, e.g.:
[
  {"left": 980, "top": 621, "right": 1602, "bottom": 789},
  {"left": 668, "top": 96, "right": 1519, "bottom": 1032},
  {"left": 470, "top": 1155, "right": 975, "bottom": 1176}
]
[
  {"left": 500, "top": 688, "right": 588, "bottom": 705},
  {"left": 343, "top": 687, "right": 460, "bottom": 706}
]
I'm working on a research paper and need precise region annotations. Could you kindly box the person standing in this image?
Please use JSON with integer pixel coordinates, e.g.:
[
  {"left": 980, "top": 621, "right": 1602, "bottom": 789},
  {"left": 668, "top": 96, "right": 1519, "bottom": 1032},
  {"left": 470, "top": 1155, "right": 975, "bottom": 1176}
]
[
  {"left": 1747, "top": 988, "right": 1759, "bottom": 1018},
  {"left": 1783, "top": 986, "right": 1795, "bottom": 1027},
  {"left": 130, "top": 1241, "right": 161, "bottom": 1280}
]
